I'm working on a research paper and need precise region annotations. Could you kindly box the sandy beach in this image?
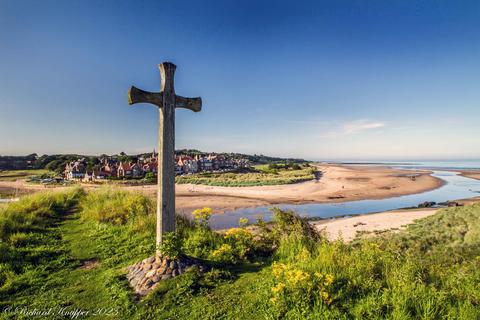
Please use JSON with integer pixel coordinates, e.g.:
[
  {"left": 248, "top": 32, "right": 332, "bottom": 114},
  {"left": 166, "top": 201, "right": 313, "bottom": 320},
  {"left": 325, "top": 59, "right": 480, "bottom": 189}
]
[
  {"left": 459, "top": 170, "right": 480, "bottom": 181},
  {"left": 312, "top": 208, "right": 439, "bottom": 242},
  {"left": 170, "top": 164, "right": 443, "bottom": 214},
  {"left": 313, "top": 195, "right": 480, "bottom": 242},
  {"left": 0, "top": 164, "right": 444, "bottom": 214}
]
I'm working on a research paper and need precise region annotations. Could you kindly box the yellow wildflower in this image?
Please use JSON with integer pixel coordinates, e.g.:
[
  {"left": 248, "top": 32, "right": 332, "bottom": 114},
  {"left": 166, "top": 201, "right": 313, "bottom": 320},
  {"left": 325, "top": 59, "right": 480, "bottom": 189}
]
[
  {"left": 320, "top": 290, "right": 332, "bottom": 305},
  {"left": 272, "top": 262, "right": 286, "bottom": 278},
  {"left": 285, "top": 269, "right": 309, "bottom": 286},
  {"left": 238, "top": 217, "right": 249, "bottom": 227},
  {"left": 298, "top": 248, "right": 311, "bottom": 260},
  {"left": 324, "top": 274, "right": 334, "bottom": 286},
  {"left": 271, "top": 282, "right": 285, "bottom": 293},
  {"left": 192, "top": 207, "right": 212, "bottom": 221},
  {"left": 211, "top": 244, "right": 234, "bottom": 258}
]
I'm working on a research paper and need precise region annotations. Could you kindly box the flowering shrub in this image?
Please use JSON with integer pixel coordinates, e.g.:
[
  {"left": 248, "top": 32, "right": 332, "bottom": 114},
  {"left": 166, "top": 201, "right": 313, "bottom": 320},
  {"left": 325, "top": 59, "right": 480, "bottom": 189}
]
[
  {"left": 192, "top": 207, "right": 212, "bottom": 227},
  {"left": 238, "top": 217, "right": 249, "bottom": 227},
  {"left": 270, "top": 262, "right": 336, "bottom": 316},
  {"left": 209, "top": 228, "right": 256, "bottom": 264},
  {"left": 210, "top": 244, "right": 237, "bottom": 264},
  {"left": 183, "top": 227, "right": 221, "bottom": 259}
]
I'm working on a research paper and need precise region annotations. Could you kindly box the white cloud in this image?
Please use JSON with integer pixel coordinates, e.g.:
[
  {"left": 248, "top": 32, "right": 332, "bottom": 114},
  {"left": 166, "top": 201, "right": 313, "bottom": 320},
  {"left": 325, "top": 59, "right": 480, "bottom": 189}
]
[
  {"left": 342, "top": 119, "right": 386, "bottom": 135},
  {"left": 318, "top": 119, "right": 386, "bottom": 138}
]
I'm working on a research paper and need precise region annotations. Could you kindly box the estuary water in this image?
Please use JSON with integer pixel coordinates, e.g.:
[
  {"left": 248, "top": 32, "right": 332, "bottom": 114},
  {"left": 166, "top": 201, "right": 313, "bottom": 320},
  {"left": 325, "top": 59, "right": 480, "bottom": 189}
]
[{"left": 209, "top": 162, "right": 480, "bottom": 229}]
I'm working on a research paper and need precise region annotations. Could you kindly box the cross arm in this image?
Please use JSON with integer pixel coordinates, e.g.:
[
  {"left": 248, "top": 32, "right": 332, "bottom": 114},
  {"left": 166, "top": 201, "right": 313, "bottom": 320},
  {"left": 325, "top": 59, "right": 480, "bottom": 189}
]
[
  {"left": 175, "top": 95, "right": 202, "bottom": 112},
  {"left": 128, "top": 86, "right": 163, "bottom": 107}
]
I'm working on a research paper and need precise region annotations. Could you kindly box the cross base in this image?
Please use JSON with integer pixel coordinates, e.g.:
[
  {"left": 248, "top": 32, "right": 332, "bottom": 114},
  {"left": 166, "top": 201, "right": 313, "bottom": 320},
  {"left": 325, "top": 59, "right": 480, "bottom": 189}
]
[{"left": 126, "top": 254, "right": 208, "bottom": 296}]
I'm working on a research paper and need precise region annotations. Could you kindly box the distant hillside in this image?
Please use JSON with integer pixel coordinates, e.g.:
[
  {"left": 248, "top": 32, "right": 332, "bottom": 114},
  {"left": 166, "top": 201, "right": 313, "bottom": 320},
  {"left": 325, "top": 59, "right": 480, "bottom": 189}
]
[{"left": 174, "top": 149, "right": 308, "bottom": 165}]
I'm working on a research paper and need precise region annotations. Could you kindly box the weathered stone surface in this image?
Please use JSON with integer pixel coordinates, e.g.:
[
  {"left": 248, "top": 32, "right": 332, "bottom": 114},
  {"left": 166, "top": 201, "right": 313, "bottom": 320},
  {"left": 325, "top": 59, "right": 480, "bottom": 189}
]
[
  {"left": 144, "top": 263, "right": 153, "bottom": 271},
  {"left": 145, "top": 279, "right": 154, "bottom": 288},
  {"left": 145, "top": 269, "right": 156, "bottom": 278},
  {"left": 128, "top": 62, "right": 202, "bottom": 250},
  {"left": 161, "top": 274, "right": 172, "bottom": 280},
  {"left": 126, "top": 254, "right": 208, "bottom": 296},
  {"left": 146, "top": 257, "right": 155, "bottom": 264},
  {"left": 156, "top": 267, "right": 166, "bottom": 275}
]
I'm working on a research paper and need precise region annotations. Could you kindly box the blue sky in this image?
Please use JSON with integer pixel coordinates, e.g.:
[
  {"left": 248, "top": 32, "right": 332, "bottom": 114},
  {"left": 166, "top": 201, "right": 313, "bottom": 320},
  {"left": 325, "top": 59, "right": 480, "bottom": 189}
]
[{"left": 1, "top": 0, "right": 479, "bottom": 160}]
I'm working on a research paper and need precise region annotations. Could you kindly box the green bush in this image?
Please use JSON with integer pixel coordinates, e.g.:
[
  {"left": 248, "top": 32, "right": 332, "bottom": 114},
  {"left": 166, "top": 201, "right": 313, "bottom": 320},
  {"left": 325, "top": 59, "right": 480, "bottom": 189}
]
[
  {"left": 183, "top": 226, "right": 222, "bottom": 259},
  {"left": 158, "top": 232, "right": 183, "bottom": 259}
]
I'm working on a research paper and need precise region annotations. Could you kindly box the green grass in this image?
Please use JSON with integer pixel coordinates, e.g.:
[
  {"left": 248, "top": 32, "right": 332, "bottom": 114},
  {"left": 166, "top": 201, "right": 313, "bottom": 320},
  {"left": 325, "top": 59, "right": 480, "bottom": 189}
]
[
  {"left": 0, "top": 169, "right": 51, "bottom": 182},
  {"left": 1, "top": 189, "right": 480, "bottom": 319},
  {"left": 175, "top": 165, "right": 316, "bottom": 187}
]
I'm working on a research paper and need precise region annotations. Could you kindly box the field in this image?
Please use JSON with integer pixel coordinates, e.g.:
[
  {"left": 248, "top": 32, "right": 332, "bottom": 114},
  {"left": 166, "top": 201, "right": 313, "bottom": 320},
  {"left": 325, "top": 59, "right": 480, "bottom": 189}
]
[
  {"left": 1, "top": 188, "right": 479, "bottom": 319},
  {"left": 175, "top": 164, "right": 316, "bottom": 187}
]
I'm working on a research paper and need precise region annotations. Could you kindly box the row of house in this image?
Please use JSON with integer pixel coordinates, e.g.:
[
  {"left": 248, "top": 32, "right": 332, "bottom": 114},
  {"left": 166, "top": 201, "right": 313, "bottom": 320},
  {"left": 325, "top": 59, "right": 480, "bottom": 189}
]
[{"left": 64, "top": 153, "right": 250, "bottom": 181}]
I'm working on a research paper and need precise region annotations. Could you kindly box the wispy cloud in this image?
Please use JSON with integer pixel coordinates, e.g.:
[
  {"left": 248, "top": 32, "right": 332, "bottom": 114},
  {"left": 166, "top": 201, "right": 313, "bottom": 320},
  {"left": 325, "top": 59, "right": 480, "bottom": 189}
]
[
  {"left": 319, "top": 119, "right": 386, "bottom": 138},
  {"left": 342, "top": 119, "right": 386, "bottom": 134}
]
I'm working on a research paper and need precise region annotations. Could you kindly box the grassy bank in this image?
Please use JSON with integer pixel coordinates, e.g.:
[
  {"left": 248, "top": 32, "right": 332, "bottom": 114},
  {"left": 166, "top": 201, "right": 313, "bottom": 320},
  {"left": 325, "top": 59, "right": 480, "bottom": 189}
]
[
  {"left": 1, "top": 188, "right": 479, "bottom": 319},
  {"left": 176, "top": 164, "right": 316, "bottom": 187},
  {"left": 0, "top": 169, "right": 51, "bottom": 182}
]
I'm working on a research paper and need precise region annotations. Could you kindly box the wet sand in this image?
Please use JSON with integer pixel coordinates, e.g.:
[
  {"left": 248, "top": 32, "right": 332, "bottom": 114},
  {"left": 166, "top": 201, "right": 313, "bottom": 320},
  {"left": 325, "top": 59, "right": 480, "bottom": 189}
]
[{"left": 459, "top": 170, "right": 480, "bottom": 181}]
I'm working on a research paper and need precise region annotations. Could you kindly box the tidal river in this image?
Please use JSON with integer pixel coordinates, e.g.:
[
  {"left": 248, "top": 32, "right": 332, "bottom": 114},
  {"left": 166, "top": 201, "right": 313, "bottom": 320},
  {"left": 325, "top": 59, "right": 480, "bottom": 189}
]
[{"left": 209, "top": 170, "right": 480, "bottom": 229}]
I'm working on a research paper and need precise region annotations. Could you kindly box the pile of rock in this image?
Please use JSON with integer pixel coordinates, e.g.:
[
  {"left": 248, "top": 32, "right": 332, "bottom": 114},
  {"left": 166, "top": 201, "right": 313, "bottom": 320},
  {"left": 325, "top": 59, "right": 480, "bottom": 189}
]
[
  {"left": 126, "top": 255, "right": 207, "bottom": 296},
  {"left": 418, "top": 201, "right": 436, "bottom": 208}
]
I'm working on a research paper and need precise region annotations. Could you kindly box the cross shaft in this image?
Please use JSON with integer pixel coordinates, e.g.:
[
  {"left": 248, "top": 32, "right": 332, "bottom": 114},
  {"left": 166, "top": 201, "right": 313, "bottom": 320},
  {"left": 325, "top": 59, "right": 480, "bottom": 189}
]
[{"left": 128, "top": 62, "right": 202, "bottom": 251}]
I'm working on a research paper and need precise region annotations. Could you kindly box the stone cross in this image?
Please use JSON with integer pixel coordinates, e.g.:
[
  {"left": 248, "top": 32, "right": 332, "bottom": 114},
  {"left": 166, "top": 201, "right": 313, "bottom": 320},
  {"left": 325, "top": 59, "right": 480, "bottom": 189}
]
[{"left": 128, "top": 62, "right": 202, "bottom": 250}]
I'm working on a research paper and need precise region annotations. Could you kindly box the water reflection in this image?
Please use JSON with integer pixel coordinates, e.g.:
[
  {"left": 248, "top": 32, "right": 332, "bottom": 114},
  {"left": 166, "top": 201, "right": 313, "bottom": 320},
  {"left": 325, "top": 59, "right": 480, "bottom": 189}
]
[{"left": 209, "top": 171, "right": 480, "bottom": 229}]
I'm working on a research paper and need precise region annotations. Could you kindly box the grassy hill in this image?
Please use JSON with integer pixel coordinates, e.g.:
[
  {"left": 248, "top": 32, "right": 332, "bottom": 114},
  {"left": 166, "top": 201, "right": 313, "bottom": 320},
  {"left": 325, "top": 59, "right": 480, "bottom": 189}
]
[{"left": 0, "top": 189, "right": 479, "bottom": 319}]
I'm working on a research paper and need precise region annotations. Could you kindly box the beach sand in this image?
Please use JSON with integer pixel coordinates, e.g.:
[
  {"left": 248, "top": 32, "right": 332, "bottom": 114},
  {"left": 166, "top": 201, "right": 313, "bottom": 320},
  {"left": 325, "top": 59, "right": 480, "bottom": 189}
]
[
  {"left": 171, "top": 164, "right": 443, "bottom": 214},
  {"left": 0, "top": 164, "right": 443, "bottom": 214},
  {"left": 459, "top": 170, "right": 480, "bottom": 181},
  {"left": 312, "top": 208, "right": 439, "bottom": 242},
  {"left": 312, "top": 196, "right": 480, "bottom": 242}
]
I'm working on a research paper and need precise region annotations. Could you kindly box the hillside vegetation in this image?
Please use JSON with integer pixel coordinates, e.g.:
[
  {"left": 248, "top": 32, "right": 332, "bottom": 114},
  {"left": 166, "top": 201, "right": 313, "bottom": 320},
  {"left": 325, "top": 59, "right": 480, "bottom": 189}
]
[
  {"left": 176, "top": 163, "right": 316, "bottom": 187},
  {"left": 0, "top": 188, "right": 479, "bottom": 319}
]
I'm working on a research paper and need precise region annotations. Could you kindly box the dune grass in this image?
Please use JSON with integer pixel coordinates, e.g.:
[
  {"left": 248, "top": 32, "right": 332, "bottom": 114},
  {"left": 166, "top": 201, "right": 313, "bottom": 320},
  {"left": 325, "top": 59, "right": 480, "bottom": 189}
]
[
  {"left": 1, "top": 188, "right": 479, "bottom": 319},
  {"left": 175, "top": 165, "right": 316, "bottom": 187},
  {"left": 0, "top": 169, "right": 51, "bottom": 182}
]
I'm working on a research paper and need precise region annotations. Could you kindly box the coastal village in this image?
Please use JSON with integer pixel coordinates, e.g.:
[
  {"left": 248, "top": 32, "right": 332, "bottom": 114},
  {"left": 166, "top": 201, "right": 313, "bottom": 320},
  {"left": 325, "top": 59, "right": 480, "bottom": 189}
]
[{"left": 63, "top": 151, "right": 251, "bottom": 182}]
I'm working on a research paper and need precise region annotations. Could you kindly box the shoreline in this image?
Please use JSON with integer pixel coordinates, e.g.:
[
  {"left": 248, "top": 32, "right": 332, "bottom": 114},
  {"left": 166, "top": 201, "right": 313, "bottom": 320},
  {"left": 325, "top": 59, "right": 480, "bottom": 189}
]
[
  {"left": 172, "top": 164, "right": 444, "bottom": 213},
  {"left": 458, "top": 170, "right": 480, "bottom": 181},
  {"left": 0, "top": 164, "right": 445, "bottom": 214},
  {"left": 312, "top": 196, "right": 480, "bottom": 242}
]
